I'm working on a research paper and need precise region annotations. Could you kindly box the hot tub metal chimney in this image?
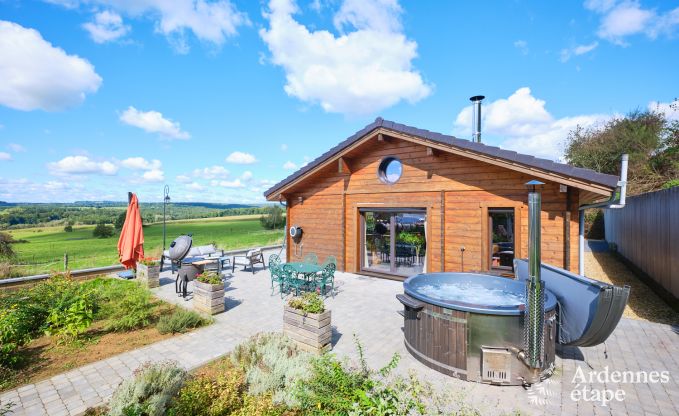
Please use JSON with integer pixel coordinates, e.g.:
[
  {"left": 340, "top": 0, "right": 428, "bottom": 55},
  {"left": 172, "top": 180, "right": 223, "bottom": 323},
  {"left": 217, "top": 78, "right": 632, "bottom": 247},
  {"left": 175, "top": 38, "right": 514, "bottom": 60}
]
[
  {"left": 470, "top": 95, "right": 485, "bottom": 143},
  {"left": 524, "top": 180, "right": 545, "bottom": 371}
]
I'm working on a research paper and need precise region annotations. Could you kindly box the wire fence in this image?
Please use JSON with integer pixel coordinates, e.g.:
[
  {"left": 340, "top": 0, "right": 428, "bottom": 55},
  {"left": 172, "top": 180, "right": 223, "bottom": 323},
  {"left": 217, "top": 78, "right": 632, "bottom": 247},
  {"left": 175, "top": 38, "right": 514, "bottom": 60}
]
[{"left": 3, "top": 253, "right": 119, "bottom": 278}]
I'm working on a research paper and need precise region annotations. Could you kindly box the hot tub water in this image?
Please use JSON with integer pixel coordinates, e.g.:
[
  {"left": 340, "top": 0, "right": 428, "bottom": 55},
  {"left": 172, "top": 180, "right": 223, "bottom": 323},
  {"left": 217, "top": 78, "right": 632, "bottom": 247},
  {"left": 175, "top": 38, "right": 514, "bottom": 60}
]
[{"left": 416, "top": 282, "right": 525, "bottom": 307}]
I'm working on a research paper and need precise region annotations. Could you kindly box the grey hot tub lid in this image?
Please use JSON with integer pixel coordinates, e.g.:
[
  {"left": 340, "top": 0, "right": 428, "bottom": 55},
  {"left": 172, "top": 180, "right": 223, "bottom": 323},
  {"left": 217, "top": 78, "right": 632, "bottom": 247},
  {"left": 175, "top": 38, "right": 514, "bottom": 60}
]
[
  {"left": 513, "top": 259, "right": 630, "bottom": 347},
  {"left": 403, "top": 272, "right": 557, "bottom": 316}
]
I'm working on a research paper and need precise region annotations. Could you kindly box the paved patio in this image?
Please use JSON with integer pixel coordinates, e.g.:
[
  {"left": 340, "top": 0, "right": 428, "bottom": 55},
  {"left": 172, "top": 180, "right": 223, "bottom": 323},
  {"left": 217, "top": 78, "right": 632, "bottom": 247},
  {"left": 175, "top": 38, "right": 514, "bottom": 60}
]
[{"left": 2, "top": 251, "right": 678, "bottom": 415}]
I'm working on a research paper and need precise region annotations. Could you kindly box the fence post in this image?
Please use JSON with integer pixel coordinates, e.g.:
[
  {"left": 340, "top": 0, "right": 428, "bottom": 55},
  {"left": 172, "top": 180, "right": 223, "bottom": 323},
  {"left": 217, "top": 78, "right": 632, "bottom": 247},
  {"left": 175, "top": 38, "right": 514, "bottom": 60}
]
[{"left": 64, "top": 253, "right": 68, "bottom": 271}]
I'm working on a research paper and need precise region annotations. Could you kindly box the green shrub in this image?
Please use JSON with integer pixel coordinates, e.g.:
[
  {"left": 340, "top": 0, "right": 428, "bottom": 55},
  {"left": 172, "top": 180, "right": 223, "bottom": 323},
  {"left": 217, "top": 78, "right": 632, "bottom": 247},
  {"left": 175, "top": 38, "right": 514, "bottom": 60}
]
[
  {"left": 0, "top": 306, "right": 31, "bottom": 367},
  {"left": 293, "top": 336, "right": 437, "bottom": 415},
  {"left": 45, "top": 292, "right": 96, "bottom": 342},
  {"left": 167, "top": 359, "right": 246, "bottom": 416},
  {"left": 64, "top": 224, "right": 73, "bottom": 232},
  {"left": 662, "top": 179, "right": 679, "bottom": 189},
  {"left": 108, "top": 361, "right": 186, "bottom": 416},
  {"left": 104, "top": 287, "right": 154, "bottom": 332},
  {"left": 92, "top": 222, "right": 114, "bottom": 238},
  {"left": 231, "top": 333, "right": 312, "bottom": 406},
  {"left": 287, "top": 292, "right": 324, "bottom": 314},
  {"left": 259, "top": 205, "right": 284, "bottom": 230},
  {"left": 157, "top": 309, "right": 209, "bottom": 334}
]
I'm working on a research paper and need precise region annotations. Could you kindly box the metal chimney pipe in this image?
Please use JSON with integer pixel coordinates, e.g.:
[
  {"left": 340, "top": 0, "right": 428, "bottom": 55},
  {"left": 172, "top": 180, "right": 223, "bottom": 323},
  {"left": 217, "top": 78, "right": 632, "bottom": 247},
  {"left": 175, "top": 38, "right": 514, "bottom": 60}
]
[
  {"left": 470, "top": 95, "right": 485, "bottom": 143},
  {"left": 524, "top": 180, "right": 545, "bottom": 371}
]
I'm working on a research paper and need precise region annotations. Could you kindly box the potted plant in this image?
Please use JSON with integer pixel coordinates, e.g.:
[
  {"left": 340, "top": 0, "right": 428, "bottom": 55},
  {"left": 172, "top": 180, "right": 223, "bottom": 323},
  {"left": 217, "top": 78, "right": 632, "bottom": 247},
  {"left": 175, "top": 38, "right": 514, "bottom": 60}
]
[
  {"left": 283, "top": 292, "right": 331, "bottom": 354},
  {"left": 136, "top": 257, "right": 160, "bottom": 288},
  {"left": 193, "top": 271, "right": 224, "bottom": 315}
]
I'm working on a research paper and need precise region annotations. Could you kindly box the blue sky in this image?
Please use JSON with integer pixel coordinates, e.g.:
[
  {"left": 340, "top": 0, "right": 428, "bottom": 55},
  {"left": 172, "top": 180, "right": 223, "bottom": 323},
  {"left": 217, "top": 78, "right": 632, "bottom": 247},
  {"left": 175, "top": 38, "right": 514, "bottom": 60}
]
[{"left": 0, "top": 0, "right": 678, "bottom": 203}]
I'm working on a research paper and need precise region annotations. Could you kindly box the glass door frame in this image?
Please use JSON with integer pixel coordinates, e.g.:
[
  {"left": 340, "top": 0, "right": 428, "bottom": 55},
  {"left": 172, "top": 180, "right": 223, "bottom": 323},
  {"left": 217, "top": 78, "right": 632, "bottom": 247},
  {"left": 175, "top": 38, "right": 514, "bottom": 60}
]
[{"left": 359, "top": 208, "right": 427, "bottom": 277}]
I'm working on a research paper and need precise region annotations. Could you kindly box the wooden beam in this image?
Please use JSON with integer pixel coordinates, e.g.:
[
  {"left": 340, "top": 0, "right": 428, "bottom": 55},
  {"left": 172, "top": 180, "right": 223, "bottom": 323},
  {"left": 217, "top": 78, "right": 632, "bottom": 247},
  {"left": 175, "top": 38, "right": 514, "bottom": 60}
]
[
  {"left": 377, "top": 133, "right": 391, "bottom": 143},
  {"left": 426, "top": 147, "right": 437, "bottom": 157},
  {"left": 338, "top": 157, "right": 352, "bottom": 174}
]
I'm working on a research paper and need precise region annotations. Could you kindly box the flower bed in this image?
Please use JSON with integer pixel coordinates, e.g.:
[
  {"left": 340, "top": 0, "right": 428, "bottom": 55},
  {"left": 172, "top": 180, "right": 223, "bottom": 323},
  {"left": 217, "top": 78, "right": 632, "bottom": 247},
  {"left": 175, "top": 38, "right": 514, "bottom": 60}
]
[
  {"left": 92, "top": 332, "right": 471, "bottom": 416},
  {"left": 0, "top": 274, "right": 210, "bottom": 392}
]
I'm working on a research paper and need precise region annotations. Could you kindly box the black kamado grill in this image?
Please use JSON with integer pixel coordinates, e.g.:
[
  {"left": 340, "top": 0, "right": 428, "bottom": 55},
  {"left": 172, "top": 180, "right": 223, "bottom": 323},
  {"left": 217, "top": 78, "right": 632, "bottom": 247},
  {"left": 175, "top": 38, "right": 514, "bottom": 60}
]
[{"left": 168, "top": 234, "right": 203, "bottom": 299}]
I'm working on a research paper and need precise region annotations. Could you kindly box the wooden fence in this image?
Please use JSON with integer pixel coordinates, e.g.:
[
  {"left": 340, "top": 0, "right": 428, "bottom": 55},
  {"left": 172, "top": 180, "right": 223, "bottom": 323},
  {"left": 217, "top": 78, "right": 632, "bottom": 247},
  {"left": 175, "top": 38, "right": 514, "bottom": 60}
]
[{"left": 604, "top": 187, "right": 679, "bottom": 299}]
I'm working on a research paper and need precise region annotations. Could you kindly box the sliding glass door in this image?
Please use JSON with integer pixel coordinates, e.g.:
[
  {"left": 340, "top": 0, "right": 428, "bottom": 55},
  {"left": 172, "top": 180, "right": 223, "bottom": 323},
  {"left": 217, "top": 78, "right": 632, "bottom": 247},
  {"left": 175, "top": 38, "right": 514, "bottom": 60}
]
[{"left": 362, "top": 209, "right": 426, "bottom": 277}]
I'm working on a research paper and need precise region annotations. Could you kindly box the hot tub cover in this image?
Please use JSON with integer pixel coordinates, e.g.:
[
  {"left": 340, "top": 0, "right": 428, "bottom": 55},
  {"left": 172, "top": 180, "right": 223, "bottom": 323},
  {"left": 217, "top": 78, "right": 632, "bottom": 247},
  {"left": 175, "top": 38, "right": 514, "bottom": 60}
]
[{"left": 514, "top": 259, "right": 629, "bottom": 347}]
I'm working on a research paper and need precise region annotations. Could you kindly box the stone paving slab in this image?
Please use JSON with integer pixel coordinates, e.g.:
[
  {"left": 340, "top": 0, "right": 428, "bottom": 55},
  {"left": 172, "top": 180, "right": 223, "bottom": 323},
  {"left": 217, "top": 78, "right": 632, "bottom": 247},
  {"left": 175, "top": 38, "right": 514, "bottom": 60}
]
[{"left": 2, "top": 250, "right": 678, "bottom": 415}]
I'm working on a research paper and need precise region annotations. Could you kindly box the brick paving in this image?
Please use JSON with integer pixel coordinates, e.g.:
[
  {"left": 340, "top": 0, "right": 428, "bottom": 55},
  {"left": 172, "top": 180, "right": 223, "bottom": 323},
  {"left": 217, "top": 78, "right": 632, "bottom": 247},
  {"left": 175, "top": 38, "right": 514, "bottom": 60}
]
[{"left": 2, "top": 250, "right": 678, "bottom": 415}]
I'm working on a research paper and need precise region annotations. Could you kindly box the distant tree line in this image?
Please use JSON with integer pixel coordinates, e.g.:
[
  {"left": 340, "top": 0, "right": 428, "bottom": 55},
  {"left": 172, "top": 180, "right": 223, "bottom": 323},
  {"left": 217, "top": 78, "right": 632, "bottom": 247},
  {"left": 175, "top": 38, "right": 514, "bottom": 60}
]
[{"left": 0, "top": 203, "right": 275, "bottom": 230}]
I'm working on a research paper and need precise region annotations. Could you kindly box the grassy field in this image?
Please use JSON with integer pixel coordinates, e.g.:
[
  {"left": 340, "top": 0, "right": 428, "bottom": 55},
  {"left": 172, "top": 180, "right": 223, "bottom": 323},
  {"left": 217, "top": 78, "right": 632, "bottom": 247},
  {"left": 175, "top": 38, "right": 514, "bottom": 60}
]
[{"left": 5, "top": 216, "right": 284, "bottom": 276}]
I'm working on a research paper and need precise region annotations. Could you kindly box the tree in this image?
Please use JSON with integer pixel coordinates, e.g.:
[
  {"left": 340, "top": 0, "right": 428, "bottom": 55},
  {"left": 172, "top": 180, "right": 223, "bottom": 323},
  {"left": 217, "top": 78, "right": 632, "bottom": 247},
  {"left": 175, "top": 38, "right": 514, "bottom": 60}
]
[
  {"left": 260, "top": 205, "right": 285, "bottom": 229},
  {"left": 115, "top": 212, "right": 126, "bottom": 230},
  {"left": 0, "top": 232, "right": 16, "bottom": 259},
  {"left": 64, "top": 224, "right": 73, "bottom": 232},
  {"left": 564, "top": 108, "right": 679, "bottom": 195},
  {"left": 92, "top": 222, "right": 114, "bottom": 238}
]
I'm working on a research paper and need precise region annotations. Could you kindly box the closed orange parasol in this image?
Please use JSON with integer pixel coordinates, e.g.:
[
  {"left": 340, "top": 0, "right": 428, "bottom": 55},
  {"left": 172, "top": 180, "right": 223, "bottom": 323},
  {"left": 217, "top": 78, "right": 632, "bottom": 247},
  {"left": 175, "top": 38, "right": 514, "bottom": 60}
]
[{"left": 117, "top": 192, "right": 145, "bottom": 269}]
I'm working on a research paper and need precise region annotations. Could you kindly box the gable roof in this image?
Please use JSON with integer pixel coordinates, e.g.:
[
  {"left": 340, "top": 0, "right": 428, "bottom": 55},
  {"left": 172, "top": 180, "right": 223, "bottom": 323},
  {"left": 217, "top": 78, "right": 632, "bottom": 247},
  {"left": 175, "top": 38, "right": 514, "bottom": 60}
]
[{"left": 264, "top": 117, "right": 619, "bottom": 199}]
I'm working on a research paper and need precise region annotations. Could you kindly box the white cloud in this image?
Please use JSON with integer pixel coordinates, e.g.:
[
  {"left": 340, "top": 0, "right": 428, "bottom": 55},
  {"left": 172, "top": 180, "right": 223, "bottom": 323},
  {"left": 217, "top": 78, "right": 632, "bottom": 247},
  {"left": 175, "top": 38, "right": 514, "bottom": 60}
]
[
  {"left": 283, "top": 161, "right": 298, "bottom": 170},
  {"left": 7, "top": 143, "right": 26, "bottom": 152},
  {"left": 560, "top": 41, "right": 599, "bottom": 62},
  {"left": 260, "top": 0, "right": 431, "bottom": 115},
  {"left": 453, "top": 87, "right": 610, "bottom": 161},
  {"left": 50, "top": 0, "right": 249, "bottom": 52},
  {"left": 0, "top": 152, "right": 11, "bottom": 161},
  {"left": 120, "top": 106, "right": 190, "bottom": 139},
  {"left": 83, "top": 10, "right": 130, "bottom": 43},
  {"left": 48, "top": 155, "right": 119, "bottom": 175},
  {"left": 240, "top": 170, "right": 253, "bottom": 181},
  {"left": 215, "top": 179, "right": 244, "bottom": 188},
  {"left": 141, "top": 169, "right": 164, "bottom": 182},
  {"left": 0, "top": 20, "right": 102, "bottom": 111},
  {"left": 121, "top": 157, "right": 162, "bottom": 170},
  {"left": 513, "top": 40, "right": 529, "bottom": 55},
  {"left": 585, "top": 1, "right": 679, "bottom": 45},
  {"left": 193, "top": 165, "right": 229, "bottom": 179},
  {"left": 176, "top": 174, "right": 192, "bottom": 183},
  {"left": 186, "top": 182, "right": 205, "bottom": 191},
  {"left": 225, "top": 151, "right": 257, "bottom": 164},
  {"left": 649, "top": 99, "right": 679, "bottom": 121}
]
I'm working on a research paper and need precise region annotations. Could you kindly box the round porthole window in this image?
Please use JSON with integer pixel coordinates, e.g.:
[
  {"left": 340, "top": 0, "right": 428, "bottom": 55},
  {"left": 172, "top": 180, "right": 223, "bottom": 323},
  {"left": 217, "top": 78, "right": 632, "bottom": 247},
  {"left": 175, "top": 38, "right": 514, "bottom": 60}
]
[{"left": 378, "top": 157, "right": 403, "bottom": 184}]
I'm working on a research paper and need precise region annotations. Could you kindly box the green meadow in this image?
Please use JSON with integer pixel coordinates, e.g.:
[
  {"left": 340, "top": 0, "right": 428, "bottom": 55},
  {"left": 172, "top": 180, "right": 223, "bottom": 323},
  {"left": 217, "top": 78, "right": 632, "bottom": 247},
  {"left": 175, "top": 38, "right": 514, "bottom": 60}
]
[{"left": 6, "top": 216, "right": 284, "bottom": 276}]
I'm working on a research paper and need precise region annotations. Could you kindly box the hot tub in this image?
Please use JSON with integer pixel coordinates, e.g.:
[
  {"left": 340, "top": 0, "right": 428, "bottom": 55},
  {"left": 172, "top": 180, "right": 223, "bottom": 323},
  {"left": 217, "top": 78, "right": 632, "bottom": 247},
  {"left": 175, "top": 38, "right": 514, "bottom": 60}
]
[{"left": 397, "top": 272, "right": 557, "bottom": 385}]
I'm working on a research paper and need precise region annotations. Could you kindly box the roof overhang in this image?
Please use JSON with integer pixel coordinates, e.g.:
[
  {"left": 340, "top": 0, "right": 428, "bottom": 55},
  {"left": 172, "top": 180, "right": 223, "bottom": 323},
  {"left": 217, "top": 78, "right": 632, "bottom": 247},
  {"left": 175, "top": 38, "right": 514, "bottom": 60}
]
[{"left": 265, "top": 125, "right": 617, "bottom": 201}]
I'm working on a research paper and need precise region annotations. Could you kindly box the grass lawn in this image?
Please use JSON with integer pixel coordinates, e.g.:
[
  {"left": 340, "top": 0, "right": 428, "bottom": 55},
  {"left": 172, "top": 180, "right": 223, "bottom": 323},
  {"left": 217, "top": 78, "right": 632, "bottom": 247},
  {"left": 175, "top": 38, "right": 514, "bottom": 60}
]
[{"left": 6, "top": 216, "right": 283, "bottom": 276}]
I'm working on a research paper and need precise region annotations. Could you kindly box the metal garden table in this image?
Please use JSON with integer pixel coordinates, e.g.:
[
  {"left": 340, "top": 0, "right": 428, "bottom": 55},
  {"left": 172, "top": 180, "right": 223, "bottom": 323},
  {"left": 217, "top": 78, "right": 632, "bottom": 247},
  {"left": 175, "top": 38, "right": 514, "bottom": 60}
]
[{"left": 286, "top": 262, "right": 322, "bottom": 280}]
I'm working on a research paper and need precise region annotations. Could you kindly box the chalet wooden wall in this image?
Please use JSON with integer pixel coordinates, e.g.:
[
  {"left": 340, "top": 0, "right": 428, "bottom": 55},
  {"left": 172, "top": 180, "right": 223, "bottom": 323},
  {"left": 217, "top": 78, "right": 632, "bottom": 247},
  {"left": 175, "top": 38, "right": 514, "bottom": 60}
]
[{"left": 285, "top": 136, "right": 580, "bottom": 276}]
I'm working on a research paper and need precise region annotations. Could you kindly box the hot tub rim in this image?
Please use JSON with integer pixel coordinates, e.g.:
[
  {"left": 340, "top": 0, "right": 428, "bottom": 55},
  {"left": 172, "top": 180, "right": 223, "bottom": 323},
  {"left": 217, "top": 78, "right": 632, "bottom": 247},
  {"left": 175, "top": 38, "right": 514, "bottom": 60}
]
[{"left": 403, "top": 272, "right": 557, "bottom": 316}]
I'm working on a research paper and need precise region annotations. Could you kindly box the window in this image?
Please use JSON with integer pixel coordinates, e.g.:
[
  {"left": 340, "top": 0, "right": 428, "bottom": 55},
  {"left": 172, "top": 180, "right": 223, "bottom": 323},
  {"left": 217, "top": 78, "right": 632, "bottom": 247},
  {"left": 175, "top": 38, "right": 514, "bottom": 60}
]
[
  {"left": 378, "top": 157, "right": 403, "bottom": 184},
  {"left": 488, "top": 209, "right": 515, "bottom": 271}
]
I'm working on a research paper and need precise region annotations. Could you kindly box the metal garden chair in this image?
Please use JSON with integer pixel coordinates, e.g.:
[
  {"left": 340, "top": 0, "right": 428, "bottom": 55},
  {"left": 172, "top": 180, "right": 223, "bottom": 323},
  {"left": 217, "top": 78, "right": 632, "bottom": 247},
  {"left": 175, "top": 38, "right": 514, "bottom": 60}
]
[
  {"left": 313, "top": 262, "right": 336, "bottom": 298},
  {"left": 282, "top": 264, "right": 307, "bottom": 297},
  {"left": 322, "top": 255, "right": 337, "bottom": 267},
  {"left": 268, "top": 254, "right": 283, "bottom": 295}
]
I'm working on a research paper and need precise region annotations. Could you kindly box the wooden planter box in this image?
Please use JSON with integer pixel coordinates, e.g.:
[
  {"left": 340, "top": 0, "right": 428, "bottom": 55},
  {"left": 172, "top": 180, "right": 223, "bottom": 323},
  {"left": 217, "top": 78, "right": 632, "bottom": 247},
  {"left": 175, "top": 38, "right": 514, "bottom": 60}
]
[
  {"left": 193, "top": 280, "right": 225, "bottom": 315},
  {"left": 283, "top": 306, "right": 331, "bottom": 354},
  {"left": 136, "top": 263, "right": 160, "bottom": 288}
]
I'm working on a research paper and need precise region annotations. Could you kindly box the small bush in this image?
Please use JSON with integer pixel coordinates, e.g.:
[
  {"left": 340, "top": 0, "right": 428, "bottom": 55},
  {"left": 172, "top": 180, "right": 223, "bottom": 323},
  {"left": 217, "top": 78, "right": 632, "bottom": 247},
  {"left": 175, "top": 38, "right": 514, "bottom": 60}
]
[
  {"left": 231, "top": 333, "right": 312, "bottom": 406},
  {"left": 259, "top": 205, "right": 285, "bottom": 230},
  {"left": 92, "top": 222, "right": 114, "bottom": 238},
  {"left": 63, "top": 224, "right": 73, "bottom": 232},
  {"left": 167, "top": 359, "right": 246, "bottom": 416},
  {"left": 0, "top": 306, "right": 31, "bottom": 367},
  {"left": 44, "top": 292, "right": 96, "bottom": 343},
  {"left": 108, "top": 361, "right": 186, "bottom": 416},
  {"left": 105, "top": 287, "right": 154, "bottom": 332},
  {"left": 157, "top": 309, "right": 209, "bottom": 335},
  {"left": 288, "top": 292, "right": 324, "bottom": 314}
]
